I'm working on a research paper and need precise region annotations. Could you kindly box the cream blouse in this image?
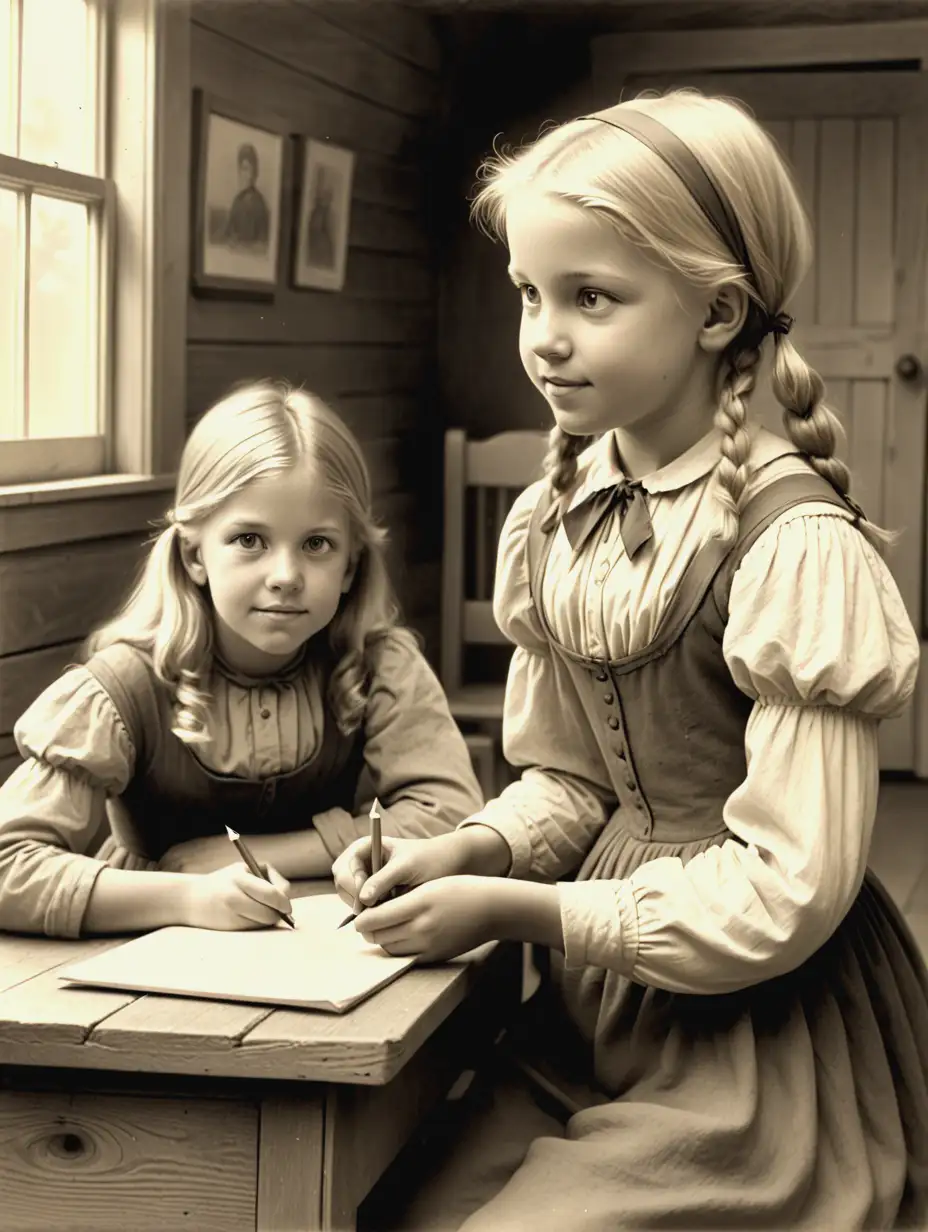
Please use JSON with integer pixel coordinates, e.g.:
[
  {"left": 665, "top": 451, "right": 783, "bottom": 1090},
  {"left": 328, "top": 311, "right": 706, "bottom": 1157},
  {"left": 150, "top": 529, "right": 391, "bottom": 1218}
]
[
  {"left": 464, "top": 427, "right": 920, "bottom": 994},
  {"left": 0, "top": 630, "right": 484, "bottom": 936}
]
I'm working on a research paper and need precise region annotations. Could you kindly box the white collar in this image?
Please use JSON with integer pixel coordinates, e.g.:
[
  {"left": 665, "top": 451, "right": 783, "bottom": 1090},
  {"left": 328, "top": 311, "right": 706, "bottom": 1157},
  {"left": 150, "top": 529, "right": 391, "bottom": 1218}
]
[{"left": 565, "top": 424, "right": 798, "bottom": 514}]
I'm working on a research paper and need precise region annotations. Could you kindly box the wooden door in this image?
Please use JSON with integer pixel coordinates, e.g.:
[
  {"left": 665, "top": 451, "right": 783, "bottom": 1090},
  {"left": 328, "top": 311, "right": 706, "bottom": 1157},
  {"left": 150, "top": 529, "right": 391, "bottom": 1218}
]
[{"left": 619, "top": 70, "right": 928, "bottom": 772}]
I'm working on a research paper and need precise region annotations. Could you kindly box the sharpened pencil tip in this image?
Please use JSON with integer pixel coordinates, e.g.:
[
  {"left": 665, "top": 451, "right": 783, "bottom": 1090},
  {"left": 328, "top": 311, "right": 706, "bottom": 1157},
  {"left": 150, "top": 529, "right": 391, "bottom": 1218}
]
[
  {"left": 225, "top": 826, "right": 240, "bottom": 841},
  {"left": 369, "top": 798, "right": 381, "bottom": 820}
]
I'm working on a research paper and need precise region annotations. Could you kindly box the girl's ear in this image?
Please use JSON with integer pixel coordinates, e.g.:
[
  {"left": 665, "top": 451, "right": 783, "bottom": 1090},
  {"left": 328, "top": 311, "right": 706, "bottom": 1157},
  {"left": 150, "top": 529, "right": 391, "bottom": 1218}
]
[
  {"left": 341, "top": 555, "right": 358, "bottom": 594},
  {"left": 178, "top": 533, "right": 208, "bottom": 587},
  {"left": 699, "top": 284, "right": 750, "bottom": 354}
]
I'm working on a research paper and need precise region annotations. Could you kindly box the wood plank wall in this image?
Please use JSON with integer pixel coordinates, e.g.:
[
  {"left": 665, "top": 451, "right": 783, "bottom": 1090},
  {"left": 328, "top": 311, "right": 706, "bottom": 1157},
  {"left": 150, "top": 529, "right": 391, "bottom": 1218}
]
[
  {"left": 0, "top": 500, "right": 160, "bottom": 784},
  {"left": 0, "top": 1, "right": 443, "bottom": 786},
  {"left": 187, "top": 0, "right": 444, "bottom": 652}
]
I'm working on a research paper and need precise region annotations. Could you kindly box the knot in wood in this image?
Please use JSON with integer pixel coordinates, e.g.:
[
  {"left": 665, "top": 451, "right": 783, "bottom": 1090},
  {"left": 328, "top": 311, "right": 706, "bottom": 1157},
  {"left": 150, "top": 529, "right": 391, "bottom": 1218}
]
[{"left": 47, "top": 1129, "right": 89, "bottom": 1161}]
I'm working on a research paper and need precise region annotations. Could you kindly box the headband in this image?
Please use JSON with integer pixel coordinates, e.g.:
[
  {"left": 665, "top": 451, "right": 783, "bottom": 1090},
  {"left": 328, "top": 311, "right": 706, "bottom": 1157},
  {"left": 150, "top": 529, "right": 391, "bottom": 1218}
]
[{"left": 579, "top": 109, "right": 792, "bottom": 343}]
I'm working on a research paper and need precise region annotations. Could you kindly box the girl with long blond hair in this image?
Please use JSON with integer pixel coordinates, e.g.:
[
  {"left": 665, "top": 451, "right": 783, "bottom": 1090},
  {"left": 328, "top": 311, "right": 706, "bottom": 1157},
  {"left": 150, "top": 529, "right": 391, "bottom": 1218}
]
[
  {"left": 0, "top": 381, "right": 482, "bottom": 936},
  {"left": 337, "top": 92, "right": 928, "bottom": 1229}
]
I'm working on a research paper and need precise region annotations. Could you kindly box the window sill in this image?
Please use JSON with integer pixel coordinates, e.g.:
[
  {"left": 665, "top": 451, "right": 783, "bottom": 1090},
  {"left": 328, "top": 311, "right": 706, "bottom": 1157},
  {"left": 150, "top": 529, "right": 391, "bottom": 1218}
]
[
  {"left": 0, "top": 472, "right": 175, "bottom": 507},
  {"left": 0, "top": 473, "right": 176, "bottom": 553}
]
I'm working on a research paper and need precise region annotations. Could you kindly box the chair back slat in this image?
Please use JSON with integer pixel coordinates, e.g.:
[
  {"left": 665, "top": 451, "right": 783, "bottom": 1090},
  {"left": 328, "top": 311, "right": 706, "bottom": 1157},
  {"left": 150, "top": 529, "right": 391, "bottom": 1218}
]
[
  {"left": 463, "top": 599, "right": 506, "bottom": 644},
  {"left": 493, "top": 488, "right": 509, "bottom": 561},
  {"left": 441, "top": 429, "right": 550, "bottom": 691},
  {"left": 466, "top": 430, "right": 550, "bottom": 486},
  {"left": 474, "top": 486, "right": 488, "bottom": 600}
]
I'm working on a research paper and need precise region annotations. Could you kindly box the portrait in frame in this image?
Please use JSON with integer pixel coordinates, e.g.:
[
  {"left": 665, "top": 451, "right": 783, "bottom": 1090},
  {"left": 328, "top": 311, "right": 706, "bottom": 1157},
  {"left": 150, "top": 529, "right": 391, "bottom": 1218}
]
[
  {"left": 191, "top": 91, "right": 289, "bottom": 297},
  {"left": 292, "top": 138, "right": 355, "bottom": 292}
]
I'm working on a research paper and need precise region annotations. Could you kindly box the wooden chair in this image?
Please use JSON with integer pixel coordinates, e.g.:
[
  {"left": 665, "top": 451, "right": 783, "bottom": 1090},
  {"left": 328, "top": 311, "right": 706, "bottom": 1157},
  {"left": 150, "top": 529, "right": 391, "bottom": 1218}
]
[{"left": 441, "top": 428, "right": 550, "bottom": 795}]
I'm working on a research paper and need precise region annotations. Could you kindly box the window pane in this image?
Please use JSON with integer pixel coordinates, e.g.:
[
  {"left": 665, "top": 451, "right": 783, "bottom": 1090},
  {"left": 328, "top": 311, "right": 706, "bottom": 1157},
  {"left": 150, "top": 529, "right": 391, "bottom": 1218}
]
[
  {"left": 0, "top": 187, "right": 20, "bottom": 438},
  {"left": 20, "top": 0, "right": 92, "bottom": 173},
  {"left": 0, "top": 0, "right": 13, "bottom": 154},
  {"left": 28, "top": 192, "right": 92, "bottom": 438}
]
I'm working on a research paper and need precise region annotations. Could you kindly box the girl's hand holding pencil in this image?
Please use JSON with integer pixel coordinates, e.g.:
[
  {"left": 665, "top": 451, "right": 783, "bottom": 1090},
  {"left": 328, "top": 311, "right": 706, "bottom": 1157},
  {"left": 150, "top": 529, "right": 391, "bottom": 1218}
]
[
  {"left": 333, "top": 820, "right": 515, "bottom": 957},
  {"left": 333, "top": 830, "right": 473, "bottom": 918},
  {"left": 335, "top": 821, "right": 561, "bottom": 961},
  {"left": 347, "top": 876, "right": 499, "bottom": 962},
  {"left": 180, "top": 861, "right": 294, "bottom": 932}
]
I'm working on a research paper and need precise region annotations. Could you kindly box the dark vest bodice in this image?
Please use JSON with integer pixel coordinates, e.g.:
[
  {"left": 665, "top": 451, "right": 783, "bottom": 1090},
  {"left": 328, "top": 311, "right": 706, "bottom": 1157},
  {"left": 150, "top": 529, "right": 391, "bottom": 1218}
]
[
  {"left": 525, "top": 464, "right": 854, "bottom": 847},
  {"left": 84, "top": 644, "right": 364, "bottom": 862}
]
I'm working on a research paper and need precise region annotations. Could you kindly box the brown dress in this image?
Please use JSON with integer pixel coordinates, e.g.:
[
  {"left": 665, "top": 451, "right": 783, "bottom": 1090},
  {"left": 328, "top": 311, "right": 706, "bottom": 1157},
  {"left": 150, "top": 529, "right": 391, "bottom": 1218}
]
[{"left": 364, "top": 435, "right": 928, "bottom": 1231}]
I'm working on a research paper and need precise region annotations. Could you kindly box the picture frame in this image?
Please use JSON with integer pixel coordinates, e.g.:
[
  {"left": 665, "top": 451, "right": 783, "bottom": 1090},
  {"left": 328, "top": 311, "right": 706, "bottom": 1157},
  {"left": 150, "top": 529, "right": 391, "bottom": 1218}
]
[
  {"left": 292, "top": 138, "right": 355, "bottom": 292},
  {"left": 191, "top": 90, "right": 289, "bottom": 298}
]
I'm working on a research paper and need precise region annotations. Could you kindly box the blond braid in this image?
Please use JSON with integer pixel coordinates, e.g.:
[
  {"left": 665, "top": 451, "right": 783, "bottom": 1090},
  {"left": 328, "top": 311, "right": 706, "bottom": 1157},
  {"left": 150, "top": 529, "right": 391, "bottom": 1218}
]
[
  {"left": 771, "top": 338, "right": 895, "bottom": 551},
  {"left": 544, "top": 426, "right": 592, "bottom": 500},
  {"left": 712, "top": 341, "right": 762, "bottom": 543}
]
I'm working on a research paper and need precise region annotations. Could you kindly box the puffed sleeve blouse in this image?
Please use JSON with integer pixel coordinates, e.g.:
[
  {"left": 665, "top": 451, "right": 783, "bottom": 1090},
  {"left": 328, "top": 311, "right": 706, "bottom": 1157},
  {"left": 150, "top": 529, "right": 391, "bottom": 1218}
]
[
  {"left": 0, "top": 629, "right": 484, "bottom": 936},
  {"left": 463, "top": 427, "right": 920, "bottom": 994}
]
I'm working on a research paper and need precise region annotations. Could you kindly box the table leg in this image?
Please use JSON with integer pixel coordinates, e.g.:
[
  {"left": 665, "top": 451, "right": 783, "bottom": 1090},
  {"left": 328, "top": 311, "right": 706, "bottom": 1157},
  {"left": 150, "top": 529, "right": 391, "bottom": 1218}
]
[
  {"left": 257, "top": 1095, "right": 326, "bottom": 1231},
  {"left": 322, "top": 1066, "right": 447, "bottom": 1231},
  {"left": 322, "top": 962, "right": 518, "bottom": 1229},
  {"left": 260, "top": 942, "right": 522, "bottom": 1231}
]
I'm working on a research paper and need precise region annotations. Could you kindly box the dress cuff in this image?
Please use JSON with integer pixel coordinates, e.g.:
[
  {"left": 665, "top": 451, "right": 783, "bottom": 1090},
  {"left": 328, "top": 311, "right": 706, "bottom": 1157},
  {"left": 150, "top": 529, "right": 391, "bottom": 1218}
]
[
  {"left": 558, "top": 879, "right": 639, "bottom": 972},
  {"left": 50, "top": 857, "right": 107, "bottom": 938}
]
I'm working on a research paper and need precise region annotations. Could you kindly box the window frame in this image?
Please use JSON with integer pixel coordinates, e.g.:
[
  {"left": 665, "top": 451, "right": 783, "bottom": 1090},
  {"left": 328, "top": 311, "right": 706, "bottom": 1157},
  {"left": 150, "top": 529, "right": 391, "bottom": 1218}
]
[
  {"left": 0, "top": 153, "right": 115, "bottom": 484},
  {"left": 0, "top": 0, "right": 188, "bottom": 543}
]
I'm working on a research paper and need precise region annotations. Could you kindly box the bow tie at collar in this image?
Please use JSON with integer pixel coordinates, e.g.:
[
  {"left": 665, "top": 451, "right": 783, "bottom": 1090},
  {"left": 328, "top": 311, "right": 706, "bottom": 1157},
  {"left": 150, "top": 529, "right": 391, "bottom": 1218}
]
[{"left": 561, "top": 479, "right": 654, "bottom": 560}]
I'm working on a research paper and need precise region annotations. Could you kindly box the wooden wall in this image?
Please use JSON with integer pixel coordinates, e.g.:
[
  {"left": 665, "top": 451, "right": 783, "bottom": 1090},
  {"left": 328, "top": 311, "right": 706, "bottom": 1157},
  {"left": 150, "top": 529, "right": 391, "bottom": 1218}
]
[
  {"left": 0, "top": 493, "right": 166, "bottom": 784},
  {"left": 187, "top": 0, "right": 444, "bottom": 650}
]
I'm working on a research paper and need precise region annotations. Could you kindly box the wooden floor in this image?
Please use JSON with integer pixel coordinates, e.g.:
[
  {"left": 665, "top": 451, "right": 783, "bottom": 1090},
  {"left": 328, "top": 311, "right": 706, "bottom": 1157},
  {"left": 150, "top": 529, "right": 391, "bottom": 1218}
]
[{"left": 872, "top": 780, "right": 928, "bottom": 957}]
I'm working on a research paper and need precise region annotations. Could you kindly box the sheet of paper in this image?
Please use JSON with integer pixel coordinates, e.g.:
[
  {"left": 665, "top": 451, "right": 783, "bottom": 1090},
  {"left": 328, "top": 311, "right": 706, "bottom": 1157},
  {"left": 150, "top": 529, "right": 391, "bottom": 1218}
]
[{"left": 58, "top": 894, "right": 415, "bottom": 1013}]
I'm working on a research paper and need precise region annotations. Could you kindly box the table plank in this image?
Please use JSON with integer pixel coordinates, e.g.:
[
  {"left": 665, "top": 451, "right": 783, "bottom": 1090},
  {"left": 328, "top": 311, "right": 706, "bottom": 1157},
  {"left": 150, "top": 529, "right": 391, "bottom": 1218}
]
[
  {"left": 0, "top": 937, "right": 139, "bottom": 1046},
  {"left": 0, "top": 979, "right": 136, "bottom": 1047},
  {"left": 86, "top": 994, "right": 275, "bottom": 1060},
  {"left": 0, "top": 933, "right": 119, "bottom": 995},
  {"left": 0, "top": 944, "right": 520, "bottom": 1083}
]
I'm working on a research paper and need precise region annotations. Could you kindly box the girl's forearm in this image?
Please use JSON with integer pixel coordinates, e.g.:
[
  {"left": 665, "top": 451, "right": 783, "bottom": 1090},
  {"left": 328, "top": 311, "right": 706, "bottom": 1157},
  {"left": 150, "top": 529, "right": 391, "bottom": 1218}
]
[
  {"left": 241, "top": 828, "right": 333, "bottom": 880},
  {"left": 486, "top": 879, "right": 564, "bottom": 951},
  {"left": 83, "top": 867, "right": 196, "bottom": 934},
  {"left": 455, "top": 823, "right": 514, "bottom": 877}
]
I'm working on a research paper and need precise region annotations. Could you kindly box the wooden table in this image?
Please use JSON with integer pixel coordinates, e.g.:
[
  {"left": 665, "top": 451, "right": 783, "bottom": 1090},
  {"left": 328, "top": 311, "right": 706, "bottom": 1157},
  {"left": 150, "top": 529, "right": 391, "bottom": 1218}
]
[{"left": 0, "top": 883, "right": 521, "bottom": 1232}]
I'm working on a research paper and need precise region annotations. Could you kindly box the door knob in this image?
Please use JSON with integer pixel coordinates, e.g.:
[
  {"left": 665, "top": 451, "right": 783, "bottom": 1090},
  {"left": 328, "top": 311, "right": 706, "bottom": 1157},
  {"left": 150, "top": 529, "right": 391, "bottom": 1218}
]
[{"left": 895, "top": 353, "right": 924, "bottom": 383}]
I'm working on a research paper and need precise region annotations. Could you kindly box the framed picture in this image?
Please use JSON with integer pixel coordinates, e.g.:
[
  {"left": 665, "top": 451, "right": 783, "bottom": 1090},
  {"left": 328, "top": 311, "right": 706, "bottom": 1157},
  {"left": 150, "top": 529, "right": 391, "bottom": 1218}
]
[
  {"left": 292, "top": 138, "right": 355, "bottom": 292},
  {"left": 191, "top": 90, "right": 289, "bottom": 297}
]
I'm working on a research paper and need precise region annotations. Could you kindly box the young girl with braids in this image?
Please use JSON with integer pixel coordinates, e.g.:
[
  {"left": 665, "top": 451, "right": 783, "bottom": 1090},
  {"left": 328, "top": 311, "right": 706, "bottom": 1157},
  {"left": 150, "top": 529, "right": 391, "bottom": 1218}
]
[
  {"left": 0, "top": 381, "right": 482, "bottom": 936},
  {"left": 337, "top": 91, "right": 928, "bottom": 1230}
]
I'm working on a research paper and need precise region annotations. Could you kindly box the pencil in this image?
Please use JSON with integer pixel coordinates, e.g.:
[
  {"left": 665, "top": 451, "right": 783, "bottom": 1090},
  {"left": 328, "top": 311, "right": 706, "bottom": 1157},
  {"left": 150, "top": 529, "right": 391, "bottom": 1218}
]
[
  {"left": 224, "top": 826, "right": 296, "bottom": 929},
  {"left": 338, "top": 798, "right": 382, "bottom": 928},
  {"left": 370, "top": 796, "right": 383, "bottom": 876}
]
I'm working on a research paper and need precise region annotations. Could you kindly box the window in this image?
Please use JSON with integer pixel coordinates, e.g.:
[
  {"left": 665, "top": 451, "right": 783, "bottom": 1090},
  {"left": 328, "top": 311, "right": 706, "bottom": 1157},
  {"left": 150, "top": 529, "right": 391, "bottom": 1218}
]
[
  {"left": 0, "top": 0, "right": 112, "bottom": 483},
  {"left": 0, "top": 0, "right": 188, "bottom": 496}
]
